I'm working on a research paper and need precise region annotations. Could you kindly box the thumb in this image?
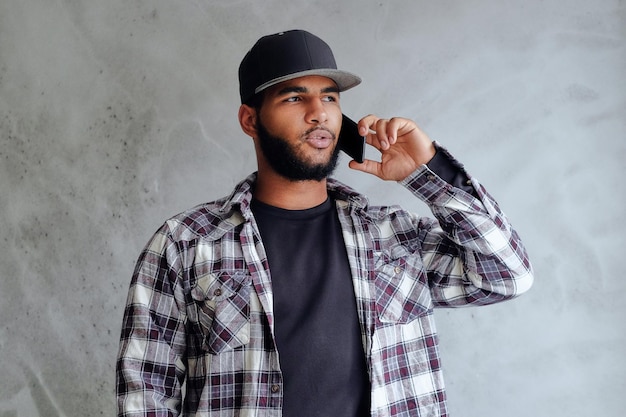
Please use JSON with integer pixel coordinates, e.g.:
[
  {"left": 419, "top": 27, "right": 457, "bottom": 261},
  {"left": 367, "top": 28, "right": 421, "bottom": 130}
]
[{"left": 348, "top": 159, "right": 381, "bottom": 178}]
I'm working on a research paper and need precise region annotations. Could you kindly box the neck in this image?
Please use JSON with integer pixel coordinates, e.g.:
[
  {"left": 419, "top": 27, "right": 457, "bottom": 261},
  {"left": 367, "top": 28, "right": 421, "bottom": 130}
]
[{"left": 254, "top": 169, "right": 329, "bottom": 210}]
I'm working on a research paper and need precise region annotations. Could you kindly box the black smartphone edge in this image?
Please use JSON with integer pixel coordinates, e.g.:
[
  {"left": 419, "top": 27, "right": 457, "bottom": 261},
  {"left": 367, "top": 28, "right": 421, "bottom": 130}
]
[{"left": 338, "top": 114, "right": 366, "bottom": 163}]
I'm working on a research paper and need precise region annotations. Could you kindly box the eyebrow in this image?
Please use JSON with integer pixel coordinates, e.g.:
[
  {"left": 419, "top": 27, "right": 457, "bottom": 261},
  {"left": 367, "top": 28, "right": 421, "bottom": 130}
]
[{"left": 275, "top": 85, "right": 340, "bottom": 96}]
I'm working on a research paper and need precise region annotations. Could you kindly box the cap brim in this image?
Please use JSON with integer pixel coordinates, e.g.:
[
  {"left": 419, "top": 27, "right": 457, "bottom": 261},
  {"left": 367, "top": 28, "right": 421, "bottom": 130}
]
[{"left": 254, "top": 69, "right": 362, "bottom": 95}]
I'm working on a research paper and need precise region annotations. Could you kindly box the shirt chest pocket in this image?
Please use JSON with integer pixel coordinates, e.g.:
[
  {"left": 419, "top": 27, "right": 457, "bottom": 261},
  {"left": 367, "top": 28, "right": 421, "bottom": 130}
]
[
  {"left": 190, "top": 271, "right": 251, "bottom": 354},
  {"left": 374, "top": 247, "right": 433, "bottom": 323}
]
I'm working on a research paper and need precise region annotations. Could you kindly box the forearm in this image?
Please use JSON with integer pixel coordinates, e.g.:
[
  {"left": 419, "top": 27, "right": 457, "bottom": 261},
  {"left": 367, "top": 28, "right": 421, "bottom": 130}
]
[
  {"left": 425, "top": 144, "right": 477, "bottom": 198},
  {"left": 402, "top": 143, "right": 534, "bottom": 305}
]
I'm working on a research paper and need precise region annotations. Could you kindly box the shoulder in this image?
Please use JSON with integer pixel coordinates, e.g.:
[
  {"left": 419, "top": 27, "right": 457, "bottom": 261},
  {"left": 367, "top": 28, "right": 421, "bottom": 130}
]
[
  {"left": 165, "top": 201, "right": 243, "bottom": 241},
  {"left": 328, "top": 177, "right": 431, "bottom": 231},
  {"left": 162, "top": 174, "right": 257, "bottom": 242}
]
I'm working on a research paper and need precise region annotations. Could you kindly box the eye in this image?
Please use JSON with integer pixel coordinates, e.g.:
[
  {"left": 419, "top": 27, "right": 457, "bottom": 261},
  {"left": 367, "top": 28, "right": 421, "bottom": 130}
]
[
  {"left": 322, "top": 94, "right": 339, "bottom": 102},
  {"left": 284, "top": 96, "right": 301, "bottom": 102}
]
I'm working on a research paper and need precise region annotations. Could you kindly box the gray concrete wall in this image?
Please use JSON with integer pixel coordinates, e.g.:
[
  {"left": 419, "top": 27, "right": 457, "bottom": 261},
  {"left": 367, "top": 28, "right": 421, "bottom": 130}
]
[{"left": 1, "top": 0, "right": 624, "bottom": 415}]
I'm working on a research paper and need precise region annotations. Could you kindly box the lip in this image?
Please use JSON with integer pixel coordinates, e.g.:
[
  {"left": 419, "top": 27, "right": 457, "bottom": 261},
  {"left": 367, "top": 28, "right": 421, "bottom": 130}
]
[{"left": 305, "top": 128, "right": 334, "bottom": 149}]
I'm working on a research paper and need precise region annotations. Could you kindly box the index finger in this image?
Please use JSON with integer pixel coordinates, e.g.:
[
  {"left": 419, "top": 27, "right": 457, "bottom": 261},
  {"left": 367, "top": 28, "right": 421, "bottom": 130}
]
[
  {"left": 358, "top": 114, "right": 392, "bottom": 150},
  {"left": 357, "top": 114, "right": 382, "bottom": 136}
]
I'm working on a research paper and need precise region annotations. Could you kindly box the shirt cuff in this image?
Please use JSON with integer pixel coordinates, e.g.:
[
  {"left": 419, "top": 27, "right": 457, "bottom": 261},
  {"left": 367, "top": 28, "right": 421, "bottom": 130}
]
[{"left": 426, "top": 143, "right": 477, "bottom": 197}]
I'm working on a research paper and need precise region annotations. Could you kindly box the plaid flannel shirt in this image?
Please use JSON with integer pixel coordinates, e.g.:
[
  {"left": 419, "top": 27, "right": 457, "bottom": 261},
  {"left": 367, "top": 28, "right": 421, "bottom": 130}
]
[{"left": 117, "top": 145, "right": 533, "bottom": 417}]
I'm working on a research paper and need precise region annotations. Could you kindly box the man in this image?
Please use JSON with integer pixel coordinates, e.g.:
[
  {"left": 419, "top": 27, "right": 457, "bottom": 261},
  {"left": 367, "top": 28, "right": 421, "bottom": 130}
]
[{"left": 116, "top": 29, "right": 533, "bottom": 417}]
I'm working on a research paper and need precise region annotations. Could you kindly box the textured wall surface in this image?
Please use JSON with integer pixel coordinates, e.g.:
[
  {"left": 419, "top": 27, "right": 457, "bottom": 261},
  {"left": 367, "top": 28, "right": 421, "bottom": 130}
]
[{"left": 1, "top": 0, "right": 624, "bottom": 416}]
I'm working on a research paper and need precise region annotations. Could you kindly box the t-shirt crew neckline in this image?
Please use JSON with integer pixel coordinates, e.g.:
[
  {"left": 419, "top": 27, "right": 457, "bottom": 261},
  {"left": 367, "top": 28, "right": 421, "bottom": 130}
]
[{"left": 250, "top": 197, "right": 332, "bottom": 220}]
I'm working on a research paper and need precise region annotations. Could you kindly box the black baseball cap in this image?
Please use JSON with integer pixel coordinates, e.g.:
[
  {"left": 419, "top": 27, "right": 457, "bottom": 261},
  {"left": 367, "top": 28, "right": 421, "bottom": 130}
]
[{"left": 238, "top": 29, "right": 362, "bottom": 104}]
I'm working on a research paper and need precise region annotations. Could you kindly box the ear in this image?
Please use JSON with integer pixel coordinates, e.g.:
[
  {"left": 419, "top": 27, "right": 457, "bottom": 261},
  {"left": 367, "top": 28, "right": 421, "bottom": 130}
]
[{"left": 238, "top": 104, "right": 258, "bottom": 138}]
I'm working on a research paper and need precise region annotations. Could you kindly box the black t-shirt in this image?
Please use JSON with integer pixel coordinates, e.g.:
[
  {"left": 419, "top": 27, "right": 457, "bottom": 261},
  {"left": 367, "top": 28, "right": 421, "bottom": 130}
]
[
  {"left": 251, "top": 198, "right": 370, "bottom": 417},
  {"left": 249, "top": 148, "right": 474, "bottom": 415}
]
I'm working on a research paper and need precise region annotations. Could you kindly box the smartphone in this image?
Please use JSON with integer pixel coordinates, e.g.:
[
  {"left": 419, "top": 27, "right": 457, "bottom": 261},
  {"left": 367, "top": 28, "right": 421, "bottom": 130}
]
[{"left": 338, "top": 114, "right": 366, "bottom": 163}]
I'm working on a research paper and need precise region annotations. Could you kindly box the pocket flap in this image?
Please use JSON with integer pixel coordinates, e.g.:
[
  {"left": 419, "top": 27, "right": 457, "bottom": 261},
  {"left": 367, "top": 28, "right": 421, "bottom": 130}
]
[
  {"left": 374, "top": 249, "right": 432, "bottom": 323},
  {"left": 190, "top": 271, "right": 251, "bottom": 354}
]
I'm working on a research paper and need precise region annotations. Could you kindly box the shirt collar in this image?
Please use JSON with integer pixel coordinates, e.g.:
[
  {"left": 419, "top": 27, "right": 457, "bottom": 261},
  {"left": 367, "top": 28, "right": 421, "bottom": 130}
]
[{"left": 218, "top": 173, "right": 370, "bottom": 218}]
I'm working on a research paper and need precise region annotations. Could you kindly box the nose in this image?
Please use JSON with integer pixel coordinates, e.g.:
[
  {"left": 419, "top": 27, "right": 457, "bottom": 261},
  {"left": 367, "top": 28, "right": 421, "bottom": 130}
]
[{"left": 306, "top": 99, "right": 328, "bottom": 125}]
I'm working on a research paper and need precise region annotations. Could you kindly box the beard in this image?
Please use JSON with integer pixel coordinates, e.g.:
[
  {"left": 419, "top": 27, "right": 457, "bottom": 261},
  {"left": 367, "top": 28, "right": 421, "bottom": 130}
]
[{"left": 256, "top": 118, "right": 340, "bottom": 182}]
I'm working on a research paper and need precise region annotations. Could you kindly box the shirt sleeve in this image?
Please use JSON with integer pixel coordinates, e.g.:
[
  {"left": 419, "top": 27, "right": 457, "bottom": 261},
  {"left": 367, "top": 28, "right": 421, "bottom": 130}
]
[
  {"left": 426, "top": 147, "right": 477, "bottom": 198},
  {"left": 116, "top": 223, "right": 187, "bottom": 416},
  {"left": 401, "top": 142, "right": 534, "bottom": 307}
]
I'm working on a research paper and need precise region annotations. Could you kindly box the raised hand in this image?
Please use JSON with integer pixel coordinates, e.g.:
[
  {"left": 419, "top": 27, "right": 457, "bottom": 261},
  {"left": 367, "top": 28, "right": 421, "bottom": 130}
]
[{"left": 348, "top": 115, "right": 436, "bottom": 181}]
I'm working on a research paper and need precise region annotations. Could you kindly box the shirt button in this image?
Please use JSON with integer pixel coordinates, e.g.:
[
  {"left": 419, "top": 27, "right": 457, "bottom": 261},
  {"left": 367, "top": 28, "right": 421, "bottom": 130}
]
[
  {"left": 213, "top": 288, "right": 222, "bottom": 296},
  {"left": 394, "top": 266, "right": 402, "bottom": 274},
  {"left": 271, "top": 384, "right": 280, "bottom": 393}
]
